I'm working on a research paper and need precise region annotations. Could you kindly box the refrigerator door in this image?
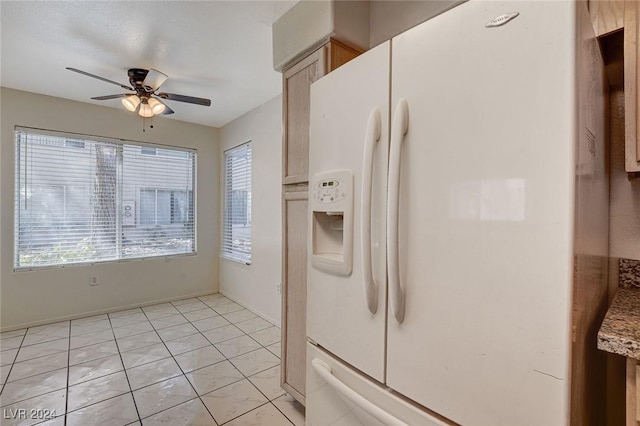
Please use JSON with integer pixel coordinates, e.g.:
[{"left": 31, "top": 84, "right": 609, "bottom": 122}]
[
  {"left": 307, "top": 41, "right": 390, "bottom": 382},
  {"left": 387, "top": 1, "right": 576, "bottom": 425},
  {"left": 306, "top": 343, "right": 450, "bottom": 426}
]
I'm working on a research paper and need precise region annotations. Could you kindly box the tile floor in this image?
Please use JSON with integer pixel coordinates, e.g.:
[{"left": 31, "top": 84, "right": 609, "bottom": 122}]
[{"left": 0, "top": 294, "right": 305, "bottom": 426}]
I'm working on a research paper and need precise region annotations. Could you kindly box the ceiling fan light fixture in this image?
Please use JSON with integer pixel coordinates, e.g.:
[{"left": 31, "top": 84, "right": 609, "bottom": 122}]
[
  {"left": 122, "top": 95, "right": 140, "bottom": 112},
  {"left": 138, "top": 100, "right": 153, "bottom": 118},
  {"left": 148, "top": 97, "right": 165, "bottom": 115},
  {"left": 67, "top": 67, "right": 209, "bottom": 119}
]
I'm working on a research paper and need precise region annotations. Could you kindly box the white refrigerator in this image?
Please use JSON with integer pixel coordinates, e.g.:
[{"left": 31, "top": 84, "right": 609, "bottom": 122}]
[{"left": 306, "top": 1, "right": 608, "bottom": 425}]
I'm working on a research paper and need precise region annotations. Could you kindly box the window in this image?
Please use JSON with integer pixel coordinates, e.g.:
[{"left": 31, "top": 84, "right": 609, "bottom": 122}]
[
  {"left": 222, "top": 142, "right": 251, "bottom": 264},
  {"left": 140, "top": 147, "right": 190, "bottom": 159},
  {"left": 14, "top": 127, "right": 196, "bottom": 269},
  {"left": 64, "top": 139, "right": 86, "bottom": 149},
  {"left": 139, "top": 189, "right": 192, "bottom": 225}
]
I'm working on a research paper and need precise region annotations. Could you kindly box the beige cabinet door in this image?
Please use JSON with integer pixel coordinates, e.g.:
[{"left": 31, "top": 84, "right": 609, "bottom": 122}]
[
  {"left": 283, "top": 52, "right": 322, "bottom": 185},
  {"left": 282, "top": 40, "right": 362, "bottom": 185},
  {"left": 280, "top": 39, "right": 362, "bottom": 404},
  {"left": 625, "top": 0, "right": 640, "bottom": 172},
  {"left": 281, "top": 187, "right": 308, "bottom": 402}
]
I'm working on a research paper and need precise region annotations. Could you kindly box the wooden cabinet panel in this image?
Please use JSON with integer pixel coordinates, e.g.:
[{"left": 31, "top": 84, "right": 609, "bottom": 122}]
[
  {"left": 325, "top": 39, "right": 362, "bottom": 74},
  {"left": 589, "top": 0, "right": 624, "bottom": 37},
  {"left": 626, "top": 358, "right": 640, "bottom": 426},
  {"left": 590, "top": 0, "right": 640, "bottom": 171},
  {"left": 625, "top": 0, "right": 640, "bottom": 172},
  {"left": 281, "top": 188, "right": 308, "bottom": 402},
  {"left": 637, "top": 363, "right": 640, "bottom": 423},
  {"left": 282, "top": 39, "right": 363, "bottom": 185},
  {"left": 283, "top": 55, "right": 320, "bottom": 185}
]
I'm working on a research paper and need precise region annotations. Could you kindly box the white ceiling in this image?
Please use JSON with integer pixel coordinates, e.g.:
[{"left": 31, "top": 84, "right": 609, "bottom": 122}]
[{"left": 1, "top": 1, "right": 297, "bottom": 128}]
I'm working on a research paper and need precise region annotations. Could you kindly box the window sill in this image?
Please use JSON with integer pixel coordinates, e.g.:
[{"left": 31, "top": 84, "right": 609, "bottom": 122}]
[{"left": 14, "top": 252, "right": 197, "bottom": 272}]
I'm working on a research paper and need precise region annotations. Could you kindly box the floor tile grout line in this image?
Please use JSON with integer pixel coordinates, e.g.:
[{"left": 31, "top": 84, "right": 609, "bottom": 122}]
[
  {"left": 0, "top": 330, "right": 27, "bottom": 340},
  {"left": 2, "top": 294, "right": 287, "bottom": 425},
  {"left": 4, "top": 318, "right": 262, "bottom": 371},
  {"left": 195, "top": 295, "right": 297, "bottom": 426},
  {"left": 106, "top": 314, "right": 143, "bottom": 425},
  {"left": 138, "top": 306, "right": 221, "bottom": 424},
  {"left": 66, "top": 360, "right": 125, "bottom": 388},
  {"left": 135, "top": 297, "right": 279, "bottom": 423},
  {"left": 11, "top": 331, "right": 117, "bottom": 363},
  {"left": 217, "top": 401, "right": 277, "bottom": 426},
  {"left": 188, "top": 296, "right": 285, "bottom": 421},
  {"left": 271, "top": 398, "right": 302, "bottom": 426},
  {"left": 66, "top": 328, "right": 265, "bottom": 422},
  {"left": 64, "top": 320, "right": 71, "bottom": 426},
  {"left": 0, "top": 329, "right": 28, "bottom": 397},
  {"left": 10, "top": 335, "right": 68, "bottom": 350},
  {"left": 65, "top": 391, "right": 135, "bottom": 422},
  {"left": 0, "top": 383, "right": 69, "bottom": 411},
  {"left": 68, "top": 346, "right": 120, "bottom": 368},
  {"left": 9, "top": 345, "right": 70, "bottom": 365},
  {"left": 0, "top": 325, "right": 67, "bottom": 407},
  {"left": 3, "top": 364, "right": 69, "bottom": 387}
]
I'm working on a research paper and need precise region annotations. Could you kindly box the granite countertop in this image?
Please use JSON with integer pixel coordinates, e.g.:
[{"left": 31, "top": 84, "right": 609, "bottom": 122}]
[{"left": 598, "top": 287, "right": 640, "bottom": 360}]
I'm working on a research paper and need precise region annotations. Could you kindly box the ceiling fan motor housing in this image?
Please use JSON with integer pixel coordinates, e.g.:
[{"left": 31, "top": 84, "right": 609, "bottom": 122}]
[{"left": 128, "top": 68, "right": 151, "bottom": 91}]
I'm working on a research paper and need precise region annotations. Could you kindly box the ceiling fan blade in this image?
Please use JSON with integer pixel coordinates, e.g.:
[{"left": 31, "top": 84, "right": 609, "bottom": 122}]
[
  {"left": 91, "top": 94, "right": 131, "bottom": 101},
  {"left": 66, "top": 67, "right": 133, "bottom": 91},
  {"left": 153, "top": 97, "right": 174, "bottom": 115},
  {"left": 157, "top": 92, "right": 211, "bottom": 106},
  {"left": 143, "top": 69, "right": 168, "bottom": 92}
]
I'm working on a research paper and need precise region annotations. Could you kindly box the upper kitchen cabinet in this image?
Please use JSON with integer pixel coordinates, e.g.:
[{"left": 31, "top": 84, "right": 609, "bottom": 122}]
[
  {"left": 273, "top": 1, "right": 369, "bottom": 184},
  {"left": 590, "top": 0, "right": 640, "bottom": 172},
  {"left": 625, "top": 0, "right": 640, "bottom": 172},
  {"left": 282, "top": 40, "right": 362, "bottom": 184}
]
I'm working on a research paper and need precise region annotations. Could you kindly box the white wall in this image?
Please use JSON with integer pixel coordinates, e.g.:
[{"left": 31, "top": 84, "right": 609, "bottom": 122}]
[
  {"left": 219, "top": 95, "right": 282, "bottom": 325},
  {"left": 369, "top": 0, "right": 462, "bottom": 47},
  {"left": 0, "top": 88, "right": 220, "bottom": 330}
]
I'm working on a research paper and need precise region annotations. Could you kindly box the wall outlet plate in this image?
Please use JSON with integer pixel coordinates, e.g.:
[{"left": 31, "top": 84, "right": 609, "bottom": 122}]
[{"left": 90, "top": 276, "right": 99, "bottom": 286}]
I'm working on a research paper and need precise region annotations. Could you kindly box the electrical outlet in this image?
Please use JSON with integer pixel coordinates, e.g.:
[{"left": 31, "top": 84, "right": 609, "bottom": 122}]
[
  {"left": 276, "top": 282, "right": 281, "bottom": 294},
  {"left": 90, "top": 275, "right": 99, "bottom": 286}
]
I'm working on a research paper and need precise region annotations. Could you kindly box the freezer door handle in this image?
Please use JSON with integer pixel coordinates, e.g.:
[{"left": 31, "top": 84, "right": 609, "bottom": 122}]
[
  {"left": 361, "top": 108, "right": 381, "bottom": 314},
  {"left": 311, "top": 358, "right": 410, "bottom": 426},
  {"left": 387, "top": 99, "right": 409, "bottom": 324}
]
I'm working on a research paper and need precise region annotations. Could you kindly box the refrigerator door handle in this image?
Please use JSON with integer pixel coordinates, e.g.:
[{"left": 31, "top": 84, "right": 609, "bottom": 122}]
[
  {"left": 361, "top": 108, "right": 381, "bottom": 314},
  {"left": 311, "top": 358, "right": 410, "bottom": 426},
  {"left": 387, "top": 99, "right": 409, "bottom": 324}
]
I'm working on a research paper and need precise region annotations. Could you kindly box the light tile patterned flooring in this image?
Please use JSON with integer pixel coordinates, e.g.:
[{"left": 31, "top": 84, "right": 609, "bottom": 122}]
[{"left": 0, "top": 294, "right": 305, "bottom": 426}]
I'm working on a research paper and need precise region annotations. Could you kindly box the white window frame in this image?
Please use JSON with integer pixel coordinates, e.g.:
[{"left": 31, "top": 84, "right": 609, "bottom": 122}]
[
  {"left": 14, "top": 126, "right": 197, "bottom": 270},
  {"left": 221, "top": 141, "right": 252, "bottom": 265}
]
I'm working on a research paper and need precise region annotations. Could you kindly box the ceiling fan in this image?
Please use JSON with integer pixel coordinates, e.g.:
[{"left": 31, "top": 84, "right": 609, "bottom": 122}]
[{"left": 66, "top": 67, "right": 212, "bottom": 118}]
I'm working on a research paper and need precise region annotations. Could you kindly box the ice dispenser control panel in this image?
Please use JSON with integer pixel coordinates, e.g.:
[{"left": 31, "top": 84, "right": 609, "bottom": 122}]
[
  {"left": 310, "top": 170, "right": 353, "bottom": 276},
  {"left": 313, "top": 179, "right": 347, "bottom": 204}
]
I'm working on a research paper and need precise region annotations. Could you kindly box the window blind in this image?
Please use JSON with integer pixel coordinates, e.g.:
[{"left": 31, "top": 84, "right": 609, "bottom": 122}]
[
  {"left": 222, "top": 142, "right": 252, "bottom": 264},
  {"left": 14, "top": 127, "right": 196, "bottom": 269}
]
